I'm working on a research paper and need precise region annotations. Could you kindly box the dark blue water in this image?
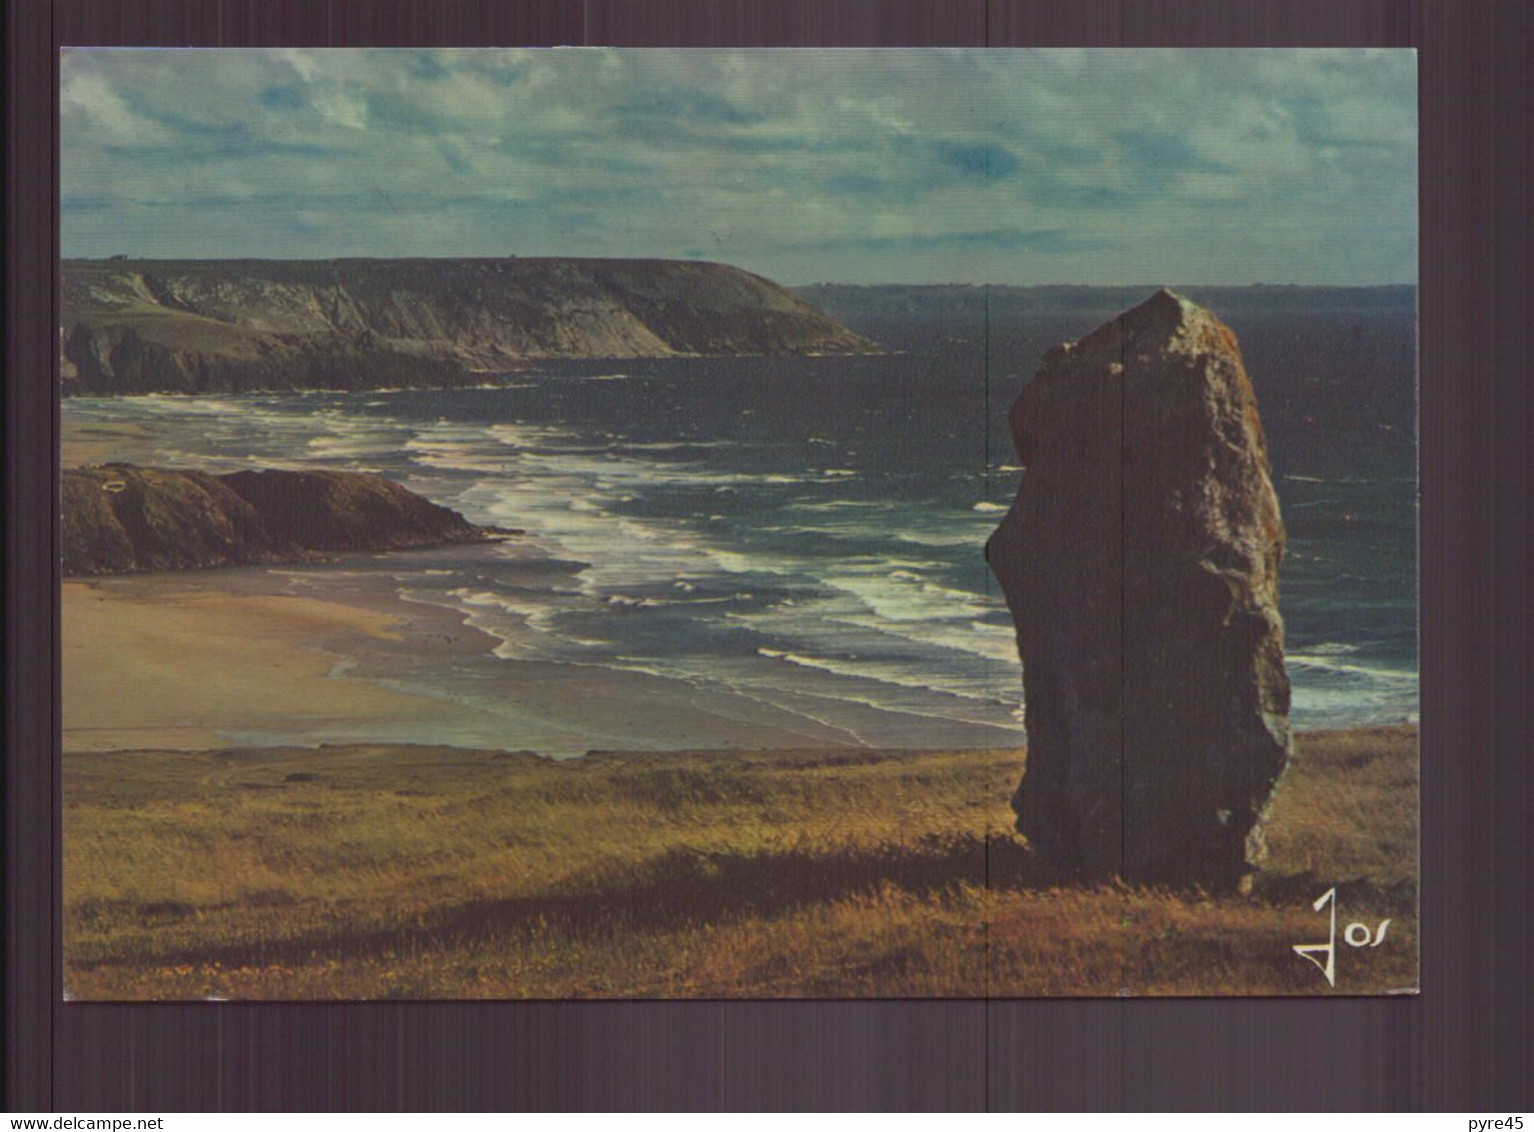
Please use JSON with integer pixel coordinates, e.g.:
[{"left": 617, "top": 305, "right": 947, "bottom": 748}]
[{"left": 64, "top": 298, "right": 1418, "bottom": 745}]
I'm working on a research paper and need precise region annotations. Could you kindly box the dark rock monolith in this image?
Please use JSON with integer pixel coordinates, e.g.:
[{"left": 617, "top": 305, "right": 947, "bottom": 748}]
[{"left": 985, "top": 288, "right": 1293, "bottom": 891}]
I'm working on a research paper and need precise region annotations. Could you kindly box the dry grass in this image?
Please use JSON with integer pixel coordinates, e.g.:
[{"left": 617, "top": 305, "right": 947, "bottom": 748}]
[
  {"left": 82, "top": 306, "right": 273, "bottom": 358},
  {"left": 63, "top": 727, "right": 1418, "bottom": 1000}
]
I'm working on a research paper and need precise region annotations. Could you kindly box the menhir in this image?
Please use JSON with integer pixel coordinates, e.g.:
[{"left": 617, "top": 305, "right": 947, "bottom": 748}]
[{"left": 985, "top": 288, "right": 1293, "bottom": 891}]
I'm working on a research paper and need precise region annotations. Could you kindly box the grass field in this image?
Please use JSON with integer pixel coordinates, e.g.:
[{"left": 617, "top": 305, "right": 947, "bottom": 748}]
[{"left": 63, "top": 726, "right": 1418, "bottom": 1000}]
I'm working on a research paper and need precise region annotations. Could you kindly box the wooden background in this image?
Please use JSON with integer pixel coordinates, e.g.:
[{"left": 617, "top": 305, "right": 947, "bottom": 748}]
[{"left": 6, "top": 0, "right": 1530, "bottom": 1111}]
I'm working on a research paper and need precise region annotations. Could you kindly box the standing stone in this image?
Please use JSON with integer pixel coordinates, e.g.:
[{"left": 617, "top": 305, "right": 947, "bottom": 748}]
[{"left": 985, "top": 289, "right": 1293, "bottom": 890}]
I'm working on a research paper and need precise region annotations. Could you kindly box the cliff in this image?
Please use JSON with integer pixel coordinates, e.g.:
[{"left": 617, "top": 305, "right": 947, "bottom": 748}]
[
  {"left": 61, "top": 258, "right": 875, "bottom": 396},
  {"left": 63, "top": 464, "right": 505, "bottom": 576}
]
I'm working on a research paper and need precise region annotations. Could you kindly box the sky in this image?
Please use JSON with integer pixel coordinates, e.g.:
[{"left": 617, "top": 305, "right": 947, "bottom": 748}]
[{"left": 61, "top": 48, "right": 1417, "bottom": 285}]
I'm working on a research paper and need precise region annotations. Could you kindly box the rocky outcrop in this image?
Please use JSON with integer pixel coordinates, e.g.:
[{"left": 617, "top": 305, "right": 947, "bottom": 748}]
[
  {"left": 986, "top": 289, "right": 1293, "bottom": 891},
  {"left": 63, "top": 464, "right": 505, "bottom": 576},
  {"left": 61, "top": 258, "right": 875, "bottom": 396}
]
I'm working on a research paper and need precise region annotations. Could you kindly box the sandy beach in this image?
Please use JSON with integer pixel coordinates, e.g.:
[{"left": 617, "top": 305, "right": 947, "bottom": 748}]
[
  {"left": 61, "top": 404, "right": 1026, "bottom": 755},
  {"left": 62, "top": 562, "right": 905, "bottom": 755},
  {"left": 62, "top": 578, "right": 470, "bottom": 752}
]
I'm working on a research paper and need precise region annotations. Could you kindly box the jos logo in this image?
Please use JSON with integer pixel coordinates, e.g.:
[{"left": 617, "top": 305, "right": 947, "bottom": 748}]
[{"left": 1292, "top": 886, "right": 1391, "bottom": 987}]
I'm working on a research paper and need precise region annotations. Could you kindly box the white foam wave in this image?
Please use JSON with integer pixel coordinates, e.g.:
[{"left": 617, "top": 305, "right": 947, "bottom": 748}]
[
  {"left": 1292, "top": 641, "right": 1362, "bottom": 657},
  {"left": 1288, "top": 653, "right": 1417, "bottom": 685},
  {"left": 896, "top": 530, "right": 986, "bottom": 548},
  {"left": 399, "top": 585, "right": 572, "bottom": 660},
  {"left": 65, "top": 386, "right": 1417, "bottom": 740},
  {"left": 792, "top": 499, "right": 892, "bottom": 511},
  {"left": 756, "top": 647, "right": 1010, "bottom": 706}
]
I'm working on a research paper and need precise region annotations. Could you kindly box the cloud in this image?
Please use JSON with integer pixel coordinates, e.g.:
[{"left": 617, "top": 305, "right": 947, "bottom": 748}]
[
  {"left": 934, "top": 141, "right": 1020, "bottom": 181},
  {"left": 804, "top": 227, "right": 1105, "bottom": 254},
  {"left": 621, "top": 86, "right": 765, "bottom": 127},
  {"left": 60, "top": 47, "right": 1417, "bottom": 284}
]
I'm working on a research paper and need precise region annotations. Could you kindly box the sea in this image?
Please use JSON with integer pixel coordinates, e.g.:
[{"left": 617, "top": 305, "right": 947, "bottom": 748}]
[{"left": 62, "top": 289, "right": 1419, "bottom": 752}]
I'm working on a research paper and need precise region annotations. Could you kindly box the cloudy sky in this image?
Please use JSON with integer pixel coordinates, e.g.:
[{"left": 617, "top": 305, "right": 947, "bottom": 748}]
[{"left": 61, "top": 48, "right": 1417, "bottom": 285}]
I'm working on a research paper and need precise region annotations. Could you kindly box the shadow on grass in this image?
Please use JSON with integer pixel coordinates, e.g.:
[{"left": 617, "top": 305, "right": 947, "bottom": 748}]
[
  {"left": 72, "top": 836, "right": 1417, "bottom": 974},
  {"left": 79, "top": 832, "right": 1049, "bottom": 972},
  {"left": 1248, "top": 869, "right": 1418, "bottom": 912}
]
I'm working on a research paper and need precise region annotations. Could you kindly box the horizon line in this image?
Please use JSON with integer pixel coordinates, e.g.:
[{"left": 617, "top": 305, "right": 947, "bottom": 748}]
[{"left": 58, "top": 255, "right": 1417, "bottom": 289}]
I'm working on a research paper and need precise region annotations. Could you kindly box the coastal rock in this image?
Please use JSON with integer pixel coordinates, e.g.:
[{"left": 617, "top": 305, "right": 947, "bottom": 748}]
[
  {"left": 60, "top": 257, "right": 876, "bottom": 396},
  {"left": 985, "top": 289, "right": 1293, "bottom": 890},
  {"left": 62, "top": 464, "right": 502, "bottom": 576}
]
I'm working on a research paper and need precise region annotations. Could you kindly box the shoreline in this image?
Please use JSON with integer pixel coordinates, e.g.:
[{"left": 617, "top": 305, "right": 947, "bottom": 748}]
[
  {"left": 66, "top": 558, "right": 1028, "bottom": 757},
  {"left": 64, "top": 555, "right": 1420, "bottom": 758},
  {"left": 61, "top": 388, "right": 1419, "bottom": 754}
]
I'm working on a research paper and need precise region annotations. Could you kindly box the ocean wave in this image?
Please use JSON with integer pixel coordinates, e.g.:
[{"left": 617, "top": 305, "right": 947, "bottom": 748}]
[
  {"left": 615, "top": 440, "right": 735, "bottom": 451},
  {"left": 400, "top": 585, "right": 574, "bottom": 660},
  {"left": 1287, "top": 653, "right": 1417, "bottom": 686},
  {"left": 64, "top": 375, "right": 1418, "bottom": 741},
  {"left": 751, "top": 650, "right": 1025, "bottom": 735},
  {"left": 822, "top": 566, "right": 994, "bottom": 628},
  {"left": 732, "top": 567, "right": 1021, "bottom": 705},
  {"left": 895, "top": 528, "right": 987, "bottom": 548},
  {"left": 825, "top": 613, "right": 1020, "bottom": 668},
  {"left": 791, "top": 499, "right": 892, "bottom": 511},
  {"left": 756, "top": 647, "right": 1008, "bottom": 705},
  {"left": 703, "top": 547, "right": 797, "bottom": 576},
  {"left": 1291, "top": 641, "right": 1362, "bottom": 657}
]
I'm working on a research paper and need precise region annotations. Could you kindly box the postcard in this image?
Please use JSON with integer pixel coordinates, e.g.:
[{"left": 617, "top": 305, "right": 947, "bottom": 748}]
[{"left": 59, "top": 47, "right": 1418, "bottom": 999}]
